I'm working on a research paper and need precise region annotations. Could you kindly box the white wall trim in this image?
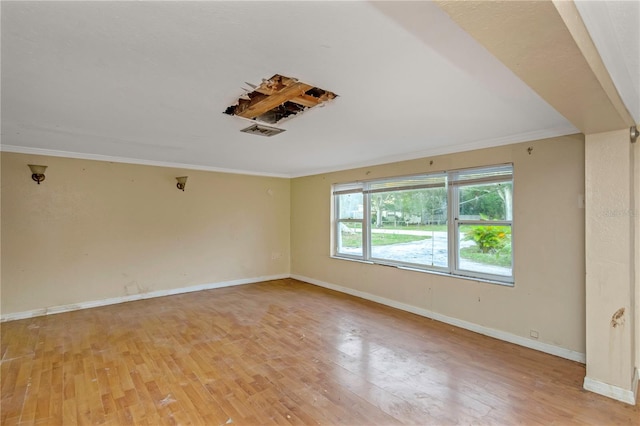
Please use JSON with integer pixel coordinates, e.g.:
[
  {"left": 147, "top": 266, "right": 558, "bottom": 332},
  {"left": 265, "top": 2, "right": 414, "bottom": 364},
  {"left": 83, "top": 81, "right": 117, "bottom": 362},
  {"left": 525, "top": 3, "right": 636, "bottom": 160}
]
[
  {"left": 3, "top": 273, "right": 635, "bottom": 404},
  {"left": 0, "top": 274, "right": 289, "bottom": 322},
  {"left": 2, "top": 273, "right": 588, "bottom": 366},
  {"left": 2, "top": 128, "right": 577, "bottom": 179},
  {"left": 291, "top": 274, "right": 586, "bottom": 364},
  {"left": 0, "top": 145, "right": 290, "bottom": 178},
  {"left": 288, "top": 126, "right": 579, "bottom": 177},
  {"left": 583, "top": 373, "right": 638, "bottom": 405}
]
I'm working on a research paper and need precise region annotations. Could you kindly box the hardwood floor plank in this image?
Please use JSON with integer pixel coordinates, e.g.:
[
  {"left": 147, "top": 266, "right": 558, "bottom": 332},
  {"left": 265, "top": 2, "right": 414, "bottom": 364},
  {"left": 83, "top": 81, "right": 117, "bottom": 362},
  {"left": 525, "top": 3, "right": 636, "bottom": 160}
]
[{"left": 2, "top": 278, "right": 638, "bottom": 424}]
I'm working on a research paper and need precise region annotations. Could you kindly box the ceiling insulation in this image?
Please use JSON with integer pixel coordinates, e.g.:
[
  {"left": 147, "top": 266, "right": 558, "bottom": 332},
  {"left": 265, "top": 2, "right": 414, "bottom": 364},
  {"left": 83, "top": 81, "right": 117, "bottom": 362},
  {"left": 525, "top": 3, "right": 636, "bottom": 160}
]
[{"left": 224, "top": 74, "right": 337, "bottom": 124}]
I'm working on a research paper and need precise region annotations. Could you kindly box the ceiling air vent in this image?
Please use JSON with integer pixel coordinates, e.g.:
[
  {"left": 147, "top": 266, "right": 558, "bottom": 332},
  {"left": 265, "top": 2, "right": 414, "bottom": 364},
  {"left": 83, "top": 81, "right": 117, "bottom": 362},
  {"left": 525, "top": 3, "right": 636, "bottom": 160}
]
[{"left": 240, "top": 123, "right": 286, "bottom": 137}]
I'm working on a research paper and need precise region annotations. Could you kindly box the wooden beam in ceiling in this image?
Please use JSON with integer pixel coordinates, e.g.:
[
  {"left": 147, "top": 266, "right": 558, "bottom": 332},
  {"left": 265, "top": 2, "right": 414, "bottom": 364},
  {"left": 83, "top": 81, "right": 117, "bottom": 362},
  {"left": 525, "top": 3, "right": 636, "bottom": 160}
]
[
  {"left": 225, "top": 74, "right": 337, "bottom": 124},
  {"left": 235, "top": 82, "right": 314, "bottom": 119},
  {"left": 289, "top": 94, "right": 323, "bottom": 108},
  {"left": 252, "top": 86, "right": 324, "bottom": 107}
]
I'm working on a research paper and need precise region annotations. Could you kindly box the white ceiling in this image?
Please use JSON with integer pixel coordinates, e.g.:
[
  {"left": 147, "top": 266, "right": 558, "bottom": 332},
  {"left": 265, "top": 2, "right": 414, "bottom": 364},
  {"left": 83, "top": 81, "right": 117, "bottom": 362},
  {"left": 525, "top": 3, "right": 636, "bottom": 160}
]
[
  {"left": 0, "top": 1, "right": 585, "bottom": 177},
  {"left": 575, "top": 0, "right": 639, "bottom": 124}
]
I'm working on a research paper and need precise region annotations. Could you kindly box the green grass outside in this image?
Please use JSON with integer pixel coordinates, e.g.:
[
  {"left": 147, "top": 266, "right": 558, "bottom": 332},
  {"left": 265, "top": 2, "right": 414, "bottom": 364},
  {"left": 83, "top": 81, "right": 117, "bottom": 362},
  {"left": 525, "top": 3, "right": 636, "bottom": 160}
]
[
  {"left": 460, "top": 247, "right": 512, "bottom": 267},
  {"left": 340, "top": 228, "right": 510, "bottom": 268},
  {"left": 341, "top": 232, "right": 430, "bottom": 248}
]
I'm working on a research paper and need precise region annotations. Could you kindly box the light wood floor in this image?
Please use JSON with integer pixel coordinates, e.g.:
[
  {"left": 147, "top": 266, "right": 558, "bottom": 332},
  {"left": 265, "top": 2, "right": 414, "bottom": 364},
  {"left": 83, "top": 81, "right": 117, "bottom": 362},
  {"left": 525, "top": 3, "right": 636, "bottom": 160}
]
[{"left": 1, "top": 278, "right": 638, "bottom": 425}]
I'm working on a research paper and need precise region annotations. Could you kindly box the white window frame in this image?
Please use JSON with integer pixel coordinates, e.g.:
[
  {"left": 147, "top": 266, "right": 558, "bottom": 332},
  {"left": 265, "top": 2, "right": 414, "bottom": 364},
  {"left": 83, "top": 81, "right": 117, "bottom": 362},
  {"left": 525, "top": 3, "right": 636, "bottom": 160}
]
[
  {"left": 332, "top": 164, "right": 514, "bottom": 285},
  {"left": 449, "top": 165, "right": 514, "bottom": 283},
  {"left": 333, "top": 184, "right": 366, "bottom": 260}
]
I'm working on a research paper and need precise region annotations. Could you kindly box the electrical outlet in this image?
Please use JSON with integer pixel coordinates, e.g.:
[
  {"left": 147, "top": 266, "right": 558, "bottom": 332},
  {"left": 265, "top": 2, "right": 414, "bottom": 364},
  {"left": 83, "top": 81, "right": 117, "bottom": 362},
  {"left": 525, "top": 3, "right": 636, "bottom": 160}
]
[
  {"left": 271, "top": 252, "right": 281, "bottom": 260},
  {"left": 530, "top": 330, "right": 539, "bottom": 339}
]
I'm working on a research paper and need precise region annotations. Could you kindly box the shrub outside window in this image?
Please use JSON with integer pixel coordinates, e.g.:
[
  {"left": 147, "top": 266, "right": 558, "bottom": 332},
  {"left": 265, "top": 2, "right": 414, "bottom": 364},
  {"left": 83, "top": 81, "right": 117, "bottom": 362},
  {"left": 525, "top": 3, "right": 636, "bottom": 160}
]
[{"left": 332, "top": 164, "right": 513, "bottom": 284}]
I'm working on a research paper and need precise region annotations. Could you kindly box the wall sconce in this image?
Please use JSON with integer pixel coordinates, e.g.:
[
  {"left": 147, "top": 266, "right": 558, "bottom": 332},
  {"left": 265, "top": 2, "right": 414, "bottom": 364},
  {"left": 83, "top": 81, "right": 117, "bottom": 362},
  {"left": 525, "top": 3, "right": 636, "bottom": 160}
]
[
  {"left": 28, "top": 164, "right": 47, "bottom": 184},
  {"left": 176, "top": 176, "right": 188, "bottom": 191}
]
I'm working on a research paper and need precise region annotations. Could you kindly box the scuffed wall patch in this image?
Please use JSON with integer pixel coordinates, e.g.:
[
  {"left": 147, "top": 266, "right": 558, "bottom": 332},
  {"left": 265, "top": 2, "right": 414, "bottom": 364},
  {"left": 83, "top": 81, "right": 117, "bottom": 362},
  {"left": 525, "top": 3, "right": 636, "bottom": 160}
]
[{"left": 610, "top": 307, "right": 625, "bottom": 328}]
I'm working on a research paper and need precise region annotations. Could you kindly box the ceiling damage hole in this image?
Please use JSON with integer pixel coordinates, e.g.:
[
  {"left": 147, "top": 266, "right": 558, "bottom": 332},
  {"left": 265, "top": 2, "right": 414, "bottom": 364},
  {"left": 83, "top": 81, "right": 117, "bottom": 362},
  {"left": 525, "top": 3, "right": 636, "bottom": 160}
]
[{"left": 224, "top": 74, "right": 338, "bottom": 126}]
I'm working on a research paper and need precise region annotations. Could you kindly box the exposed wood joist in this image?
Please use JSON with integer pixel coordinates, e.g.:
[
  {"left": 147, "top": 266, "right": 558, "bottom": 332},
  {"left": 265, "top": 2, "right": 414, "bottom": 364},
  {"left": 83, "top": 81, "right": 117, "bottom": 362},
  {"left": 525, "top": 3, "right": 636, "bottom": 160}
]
[
  {"left": 290, "top": 94, "right": 323, "bottom": 108},
  {"left": 252, "top": 90, "right": 323, "bottom": 108},
  {"left": 224, "top": 74, "right": 337, "bottom": 125},
  {"left": 236, "top": 82, "right": 313, "bottom": 119}
]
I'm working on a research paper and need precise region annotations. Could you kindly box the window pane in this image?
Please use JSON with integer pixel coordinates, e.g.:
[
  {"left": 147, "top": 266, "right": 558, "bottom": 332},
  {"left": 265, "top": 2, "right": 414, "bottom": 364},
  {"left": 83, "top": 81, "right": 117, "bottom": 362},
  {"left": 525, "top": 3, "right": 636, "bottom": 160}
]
[
  {"left": 368, "top": 174, "right": 446, "bottom": 193},
  {"left": 459, "top": 182, "right": 512, "bottom": 221},
  {"left": 453, "top": 165, "right": 512, "bottom": 183},
  {"left": 458, "top": 224, "right": 512, "bottom": 276},
  {"left": 336, "top": 222, "right": 363, "bottom": 256},
  {"left": 369, "top": 188, "right": 448, "bottom": 267},
  {"left": 337, "top": 193, "right": 363, "bottom": 220}
]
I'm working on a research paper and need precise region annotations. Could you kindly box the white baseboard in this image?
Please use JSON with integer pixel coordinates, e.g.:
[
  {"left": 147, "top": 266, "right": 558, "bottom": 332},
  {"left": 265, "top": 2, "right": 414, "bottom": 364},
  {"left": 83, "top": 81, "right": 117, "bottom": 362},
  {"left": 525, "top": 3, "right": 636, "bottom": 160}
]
[
  {"left": 0, "top": 274, "right": 289, "bottom": 322},
  {"left": 0, "top": 273, "right": 587, "bottom": 366},
  {"left": 584, "top": 373, "right": 638, "bottom": 405},
  {"left": 291, "top": 274, "right": 586, "bottom": 364},
  {"left": 10, "top": 272, "right": 636, "bottom": 404}
]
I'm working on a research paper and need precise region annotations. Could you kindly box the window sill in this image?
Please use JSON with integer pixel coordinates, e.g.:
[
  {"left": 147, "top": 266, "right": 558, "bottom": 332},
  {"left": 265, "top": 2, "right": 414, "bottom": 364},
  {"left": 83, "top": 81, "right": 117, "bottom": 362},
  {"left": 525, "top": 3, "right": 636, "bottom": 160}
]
[
  {"left": 330, "top": 255, "right": 514, "bottom": 287},
  {"left": 330, "top": 255, "right": 373, "bottom": 265}
]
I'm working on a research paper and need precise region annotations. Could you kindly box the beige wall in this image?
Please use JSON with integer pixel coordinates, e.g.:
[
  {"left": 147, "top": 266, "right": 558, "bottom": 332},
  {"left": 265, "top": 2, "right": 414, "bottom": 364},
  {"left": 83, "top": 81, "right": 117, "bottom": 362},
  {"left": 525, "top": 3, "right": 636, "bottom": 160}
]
[
  {"left": 1, "top": 152, "right": 290, "bottom": 315},
  {"left": 291, "top": 134, "right": 586, "bottom": 353},
  {"left": 1, "top": 135, "right": 589, "bottom": 356},
  {"left": 584, "top": 129, "right": 636, "bottom": 395}
]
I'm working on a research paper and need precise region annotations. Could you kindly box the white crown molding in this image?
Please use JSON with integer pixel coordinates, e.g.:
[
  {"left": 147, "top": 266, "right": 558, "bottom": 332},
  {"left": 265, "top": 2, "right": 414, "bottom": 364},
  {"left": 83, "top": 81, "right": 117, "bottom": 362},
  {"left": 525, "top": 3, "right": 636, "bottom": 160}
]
[
  {"left": 0, "top": 274, "right": 289, "bottom": 322},
  {"left": 288, "top": 126, "right": 580, "bottom": 178},
  {"left": 0, "top": 145, "right": 290, "bottom": 179},
  {"left": 2, "top": 126, "right": 578, "bottom": 179},
  {"left": 583, "top": 373, "right": 638, "bottom": 405},
  {"left": 291, "top": 274, "right": 586, "bottom": 364}
]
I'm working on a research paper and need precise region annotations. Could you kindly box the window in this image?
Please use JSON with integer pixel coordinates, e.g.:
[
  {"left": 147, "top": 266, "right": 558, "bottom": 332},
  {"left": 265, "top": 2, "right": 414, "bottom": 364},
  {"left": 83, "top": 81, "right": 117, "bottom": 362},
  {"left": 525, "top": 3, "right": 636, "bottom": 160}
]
[
  {"left": 332, "top": 164, "right": 513, "bottom": 284},
  {"left": 451, "top": 165, "right": 513, "bottom": 281},
  {"left": 334, "top": 184, "right": 364, "bottom": 257}
]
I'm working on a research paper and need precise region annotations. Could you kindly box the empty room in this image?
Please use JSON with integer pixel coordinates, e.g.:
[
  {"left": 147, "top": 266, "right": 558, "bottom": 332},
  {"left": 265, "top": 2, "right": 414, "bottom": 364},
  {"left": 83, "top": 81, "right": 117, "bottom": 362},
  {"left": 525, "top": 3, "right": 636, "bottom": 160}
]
[{"left": 1, "top": 1, "right": 639, "bottom": 425}]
